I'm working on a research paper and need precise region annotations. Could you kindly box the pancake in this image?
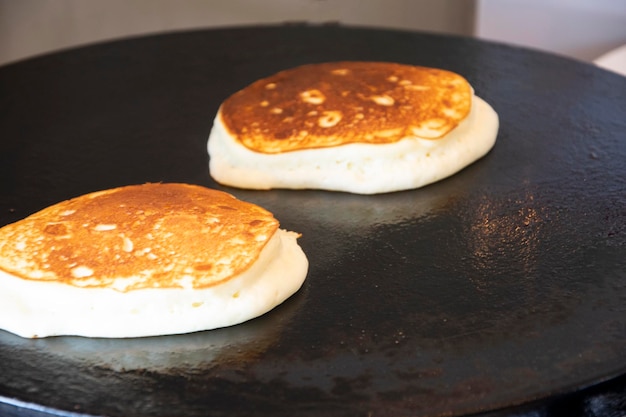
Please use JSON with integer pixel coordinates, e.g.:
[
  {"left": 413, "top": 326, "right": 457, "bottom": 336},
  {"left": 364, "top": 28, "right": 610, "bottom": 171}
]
[
  {"left": 208, "top": 61, "right": 499, "bottom": 194},
  {"left": 0, "top": 183, "right": 308, "bottom": 338}
]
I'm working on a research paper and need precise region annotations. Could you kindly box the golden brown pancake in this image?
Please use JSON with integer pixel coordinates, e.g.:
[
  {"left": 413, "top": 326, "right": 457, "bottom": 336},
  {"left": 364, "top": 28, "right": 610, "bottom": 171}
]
[
  {"left": 220, "top": 61, "right": 473, "bottom": 153},
  {"left": 208, "top": 61, "right": 498, "bottom": 194},
  {"left": 0, "top": 183, "right": 308, "bottom": 338},
  {"left": 0, "top": 183, "right": 279, "bottom": 291}
]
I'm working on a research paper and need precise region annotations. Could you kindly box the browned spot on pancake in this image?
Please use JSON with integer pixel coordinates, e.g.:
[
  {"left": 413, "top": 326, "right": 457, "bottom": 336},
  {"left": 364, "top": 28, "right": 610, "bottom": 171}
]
[
  {"left": 194, "top": 263, "right": 213, "bottom": 271},
  {"left": 0, "top": 183, "right": 279, "bottom": 291},
  {"left": 220, "top": 61, "right": 473, "bottom": 153},
  {"left": 43, "top": 223, "right": 68, "bottom": 236}
]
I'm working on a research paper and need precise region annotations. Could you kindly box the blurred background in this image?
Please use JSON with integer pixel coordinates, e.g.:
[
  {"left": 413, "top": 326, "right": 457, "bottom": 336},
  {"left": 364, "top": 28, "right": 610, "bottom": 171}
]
[{"left": 0, "top": 0, "right": 624, "bottom": 67}]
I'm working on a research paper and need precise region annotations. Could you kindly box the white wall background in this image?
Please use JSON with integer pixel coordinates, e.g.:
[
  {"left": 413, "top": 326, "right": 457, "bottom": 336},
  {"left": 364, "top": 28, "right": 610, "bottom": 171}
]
[
  {"left": 0, "top": 0, "right": 624, "bottom": 66},
  {"left": 475, "top": 0, "right": 626, "bottom": 62},
  {"left": 0, "top": 0, "right": 476, "bottom": 66}
]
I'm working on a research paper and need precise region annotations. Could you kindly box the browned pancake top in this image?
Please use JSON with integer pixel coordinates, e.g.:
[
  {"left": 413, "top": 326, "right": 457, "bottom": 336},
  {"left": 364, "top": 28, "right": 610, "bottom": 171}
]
[
  {"left": 220, "top": 61, "right": 473, "bottom": 153},
  {"left": 0, "top": 183, "right": 279, "bottom": 291}
]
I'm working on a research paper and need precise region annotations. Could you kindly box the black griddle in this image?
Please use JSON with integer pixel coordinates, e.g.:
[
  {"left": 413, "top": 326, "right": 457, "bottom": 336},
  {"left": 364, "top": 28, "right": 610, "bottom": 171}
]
[{"left": 0, "top": 24, "right": 625, "bottom": 417}]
